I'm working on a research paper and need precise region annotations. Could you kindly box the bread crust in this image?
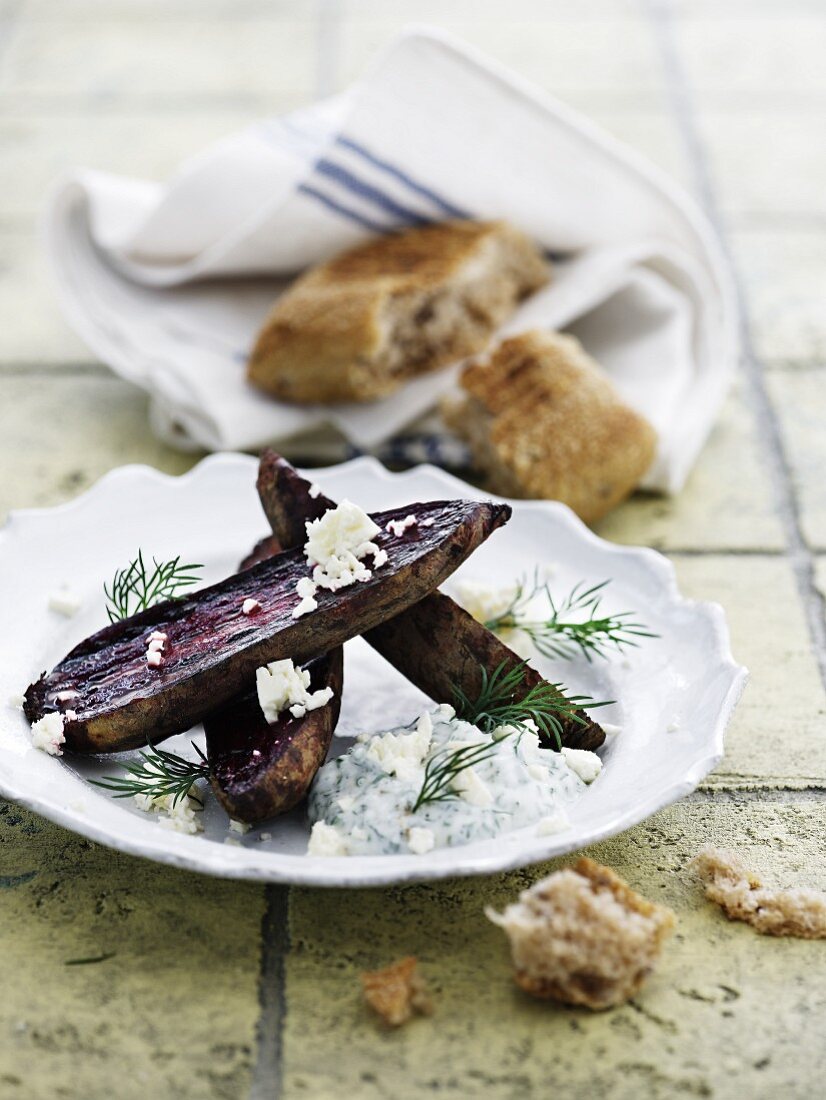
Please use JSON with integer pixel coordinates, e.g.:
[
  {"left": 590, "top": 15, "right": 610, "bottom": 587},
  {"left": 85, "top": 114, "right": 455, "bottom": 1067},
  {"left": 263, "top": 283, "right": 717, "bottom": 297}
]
[
  {"left": 487, "top": 857, "right": 675, "bottom": 1010},
  {"left": 247, "top": 220, "right": 549, "bottom": 403},
  {"left": 446, "top": 330, "right": 657, "bottom": 524}
]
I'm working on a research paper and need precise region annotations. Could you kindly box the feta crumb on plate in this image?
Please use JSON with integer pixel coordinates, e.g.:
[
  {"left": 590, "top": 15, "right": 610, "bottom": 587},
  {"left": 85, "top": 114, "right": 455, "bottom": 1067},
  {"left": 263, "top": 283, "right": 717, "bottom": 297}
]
[
  {"left": 242, "top": 597, "right": 261, "bottom": 616},
  {"left": 31, "top": 712, "right": 65, "bottom": 756},
  {"left": 561, "top": 747, "right": 603, "bottom": 784},
  {"left": 229, "top": 818, "right": 250, "bottom": 834},
  {"left": 134, "top": 788, "right": 203, "bottom": 834},
  {"left": 307, "top": 821, "right": 349, "bottom": 857},
  {"left": 407, "top": 827, "right": 435, "bottom": 855},
  {"left": 48, "top": 587, "right": 82, "bottom": 617}
]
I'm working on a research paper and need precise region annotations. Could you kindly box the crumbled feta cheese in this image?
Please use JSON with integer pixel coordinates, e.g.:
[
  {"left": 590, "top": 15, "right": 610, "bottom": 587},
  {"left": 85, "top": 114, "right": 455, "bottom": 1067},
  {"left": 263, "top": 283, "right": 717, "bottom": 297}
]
[
  {"left": 256, "top": 659, "right": 334, "bottom": 723},
  {"left": 48, "top": 587, "right": 82, "bottom": 617},
  {"left": 336, "top": 795, "right": 355, "bottom": 812},
  {"left": 307, "top": 821, "right": 349, "bottom": 856},
  {"left": 527, "top": 762, "right": 548, "bottom": 782},
  {"left": 55, "top": 689, "right": 78, "bottom": 702},
  {"left": 454, "top": 579, "right": 515, "bottom": 625},
  {"left": 666, "top": 718, "right": 680, "bottom": 733},
  {"left": 561, "top": 747, "right": 603, "bottom": 784},
  {"left": 408, "top": 827, "right": 435, "bottom": 855},
  {"left": 386, "top": 515, "right": 417, "bottom": 537},
  {"left": 229, "top": 818, "right": 250, "bottom": 834},
  {"left": 434, "top": 703, "right": 456, "bottom": 721},
  {"left": 421, "top": 517, "right": 435, "bottom": 527},
  {"left": 308, "top": 482, "right": 322, "bottom": 499},
  {"left": 63, "top": 709, "right": 77, "bottom": 722},
  {"left": 145, "top": 631, "right": 167, "bottom": 668},
  {"left": 365, "top": 710, "right": 433, "bottom": 781},
  {"left": 224, "top": 836, "right": 241, "bottom": 847},
  {"left": 292, "top": 575, "right": 318, "bottom": 619},
  {"left": 600, "top": 722, "right": 622, "bottom": 740},
  {"left": 303, "top": 499, "right": 386, "bottom": 592},
  {"left": 134, "top": 788, "right": 203, "bottom": 834},
  {"left": 452, "top": 766, "right": 493, "bottom": 807},
  {"left": 259, "top": 832, "right": 272, "bottom": 841},
  {"left": 535, "top": 810, "right": 570, "bottom": 836},
  {"left": 242, "top": 597, "right": 261, "bottom": 616},
  {"left": 7, "top": 692, "right": 25, "bottom": 709},
  {"left": 31, "top": 712, "right": 65, "bottom": 756}
]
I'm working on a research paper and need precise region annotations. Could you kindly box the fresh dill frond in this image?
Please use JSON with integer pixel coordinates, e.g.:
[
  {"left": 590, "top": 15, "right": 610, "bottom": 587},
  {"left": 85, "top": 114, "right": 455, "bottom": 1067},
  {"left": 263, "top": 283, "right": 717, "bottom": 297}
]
[
  {"left": 104, "top": 550, "right": 203, "bottom": 622},
  {"left": 411, "top": 735, "right": 510, "bottom": 812},
  {"left": 484, "top": 573, "right": 655, "bottom": 663},
  {"left": 90, "top": 743, "right": 210, "bottom": 807},
  {"left": 453, "top": 660, "right": 608, "bottom": 750}
]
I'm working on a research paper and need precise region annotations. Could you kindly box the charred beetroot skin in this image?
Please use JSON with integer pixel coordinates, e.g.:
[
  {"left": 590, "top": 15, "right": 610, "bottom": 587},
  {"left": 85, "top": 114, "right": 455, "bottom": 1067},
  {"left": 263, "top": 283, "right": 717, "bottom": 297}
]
[
  {"left": 205, "top": 648, "right": 343, "bottom": 824},
  {"left": 25, "top": 498, "right": 509, "bottom": 754},
  {"left": 257, "top": 452, "right": 605, "bottom": 752}
]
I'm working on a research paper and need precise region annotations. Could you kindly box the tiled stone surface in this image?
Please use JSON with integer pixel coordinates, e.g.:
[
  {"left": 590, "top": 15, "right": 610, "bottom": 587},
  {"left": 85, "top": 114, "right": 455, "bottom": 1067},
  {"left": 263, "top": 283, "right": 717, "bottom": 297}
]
[
  {"left": 1, "top": 14, "right": 319, "bottom": 102},
  {"left": 597, "top": 383, "right": 784, "bottom": 551},
  {"left": 766, "top": 368, "right": 826, "bottom": 550},
  {"left": 1, "top": 802, "right": 264, "bottom": 1100},
  {"left": 696, "top": 109, "right": 826, "bottom": 222},
  {"left": 673, "top": 555, "right": 826, "bottom": 788},
  {"left": 0, "top": 375, "right": 198, "bottom": 522},
  {"left": 284, "top": 799, "right": 826, "bottom": 1098},
  {"left": 732, "top": 229, "right": 826, "bottom": 366}
]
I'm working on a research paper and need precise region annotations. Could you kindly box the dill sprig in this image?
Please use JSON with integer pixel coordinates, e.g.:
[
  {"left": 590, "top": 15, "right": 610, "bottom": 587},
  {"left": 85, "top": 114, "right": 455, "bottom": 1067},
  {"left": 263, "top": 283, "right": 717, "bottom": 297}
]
[
  {"left": 453, "top": 660, "right": 606, "bottom": 750},
  {"left": 412, "top": 661, "right": 609, "bottom": 810},
  {"left": 104, "top": 550, "right": 203, "bottom": 622},
  {"left": 412, "top": 736, "right": 509, "bottom": 812},
  {"left": 90, "top": 743, "right": 210, "bottom": 807},
  {"left": 485, "top": 574, "right": 655, "bottom": 662}
]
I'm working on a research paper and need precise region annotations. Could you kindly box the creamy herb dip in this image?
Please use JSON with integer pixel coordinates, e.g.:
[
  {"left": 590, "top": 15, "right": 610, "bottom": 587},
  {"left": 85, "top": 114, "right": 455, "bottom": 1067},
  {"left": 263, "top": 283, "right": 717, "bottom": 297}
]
[{"left": 307, "top": 705, "right": 601, "bottom": 856}]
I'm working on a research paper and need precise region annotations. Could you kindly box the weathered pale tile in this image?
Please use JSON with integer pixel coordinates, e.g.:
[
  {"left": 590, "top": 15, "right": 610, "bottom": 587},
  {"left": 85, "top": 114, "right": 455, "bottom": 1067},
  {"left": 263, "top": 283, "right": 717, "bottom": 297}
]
[
  {"left": 0, "top": 232, "right": 89, "bottom": 363},
  {"left": 731, "top": 228, "right": 826, "bottom": 366},
  {"left": 672, "top": 555, "right": 826, "bottom": 787},
  {"left": 680, "top": 16, "right": 826, "bottom": 97},
  {"left": 765, "top": 367, "right": 826, "bottom": 549},
  {"left": 0, "top": 802, "right": 263, "bottom": 1099},
  {"left": 697, "top": 109, "right": 826, "bottom": 220},
  {"left": 338, "top": 9, "right": 665, "bottom": 101},
  {"left": 0, "top": 108, "right": 296, "bottom": 223},
  {"left": 1, "top": 16, "right": 318, "bottom": 101},
  {"left": 0, "top": 375, "right": 198, "bottom": 523},
  {"left": 284, "top": 799, "right": 826, "bottom": 1099},
  {"left": 597, "top": 384, "right": 784, "bottom": 552}
]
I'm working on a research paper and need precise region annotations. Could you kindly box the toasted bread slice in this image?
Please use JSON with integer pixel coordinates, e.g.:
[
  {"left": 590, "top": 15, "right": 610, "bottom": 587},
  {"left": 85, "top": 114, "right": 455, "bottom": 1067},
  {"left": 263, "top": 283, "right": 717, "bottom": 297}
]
[
  {"left": 487, "top": 857, "right": 676, "bottom": 1010},
  {"left": 247, "top": 220, "right": 549, "bottom": 403},
  {"left": 445, "top": 330, "right": 657, "bottom": 524}
]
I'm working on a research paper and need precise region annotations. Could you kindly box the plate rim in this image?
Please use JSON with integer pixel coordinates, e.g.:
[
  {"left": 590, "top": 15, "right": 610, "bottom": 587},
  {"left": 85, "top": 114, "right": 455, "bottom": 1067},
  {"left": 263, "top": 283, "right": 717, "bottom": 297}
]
[{"left": 0, "top": 453, "right": 749, "bottom": 886}]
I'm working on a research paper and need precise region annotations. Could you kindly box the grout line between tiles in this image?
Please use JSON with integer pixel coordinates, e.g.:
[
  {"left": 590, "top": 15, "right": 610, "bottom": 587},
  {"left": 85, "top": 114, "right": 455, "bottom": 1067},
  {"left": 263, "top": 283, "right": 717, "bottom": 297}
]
[
  {"left": 644, "top": 0, "right": 826, "bottom": 692},
  {"left": 250, "top": 885, "right": 290, "bottom": 1100}
]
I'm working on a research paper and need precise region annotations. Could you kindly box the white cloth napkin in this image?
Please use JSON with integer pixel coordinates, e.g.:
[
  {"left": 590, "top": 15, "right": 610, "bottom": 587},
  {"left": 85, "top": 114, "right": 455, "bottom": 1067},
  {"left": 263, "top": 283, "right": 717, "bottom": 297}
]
[{"left": 45, "top": 27, "right": 738, "bottom": 494}]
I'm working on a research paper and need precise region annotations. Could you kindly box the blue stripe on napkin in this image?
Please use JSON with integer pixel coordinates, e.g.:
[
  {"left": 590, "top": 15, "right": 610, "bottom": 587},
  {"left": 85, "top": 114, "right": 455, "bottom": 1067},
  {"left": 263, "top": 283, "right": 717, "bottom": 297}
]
[
  {"left": 314, "top": 159, "right": 432, "bottom": 227},
  {"left": 296, "top": 183, "right": 389, "bottom": 234},
  {"left": 335, "top": 136, "right": 470, "bottom": 220}
]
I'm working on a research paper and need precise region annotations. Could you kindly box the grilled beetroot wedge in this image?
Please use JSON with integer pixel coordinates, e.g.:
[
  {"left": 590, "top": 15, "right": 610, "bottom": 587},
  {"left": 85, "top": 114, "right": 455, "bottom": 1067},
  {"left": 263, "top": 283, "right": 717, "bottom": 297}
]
[
  {"left": 257, "top": 451, "right": 605, "bottom": 752},
  {"left": 205, "top": 648, "right": 343, "bottom": 824},
  {"left": 24, "top": 498, "right": 510, "bottom": 754}
]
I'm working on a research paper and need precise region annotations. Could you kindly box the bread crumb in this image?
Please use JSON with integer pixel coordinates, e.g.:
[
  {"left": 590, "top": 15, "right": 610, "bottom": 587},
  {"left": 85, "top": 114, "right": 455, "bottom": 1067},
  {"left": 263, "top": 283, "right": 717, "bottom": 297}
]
[
  {"left": 361, "top": 956, "right": 434, "bottom": 1027},
  {"left": 487, "top": 857, "right": 675, "bottom": 1010},
  {"left": 690, "top": 845, "right": 826, "bottom": 939}
]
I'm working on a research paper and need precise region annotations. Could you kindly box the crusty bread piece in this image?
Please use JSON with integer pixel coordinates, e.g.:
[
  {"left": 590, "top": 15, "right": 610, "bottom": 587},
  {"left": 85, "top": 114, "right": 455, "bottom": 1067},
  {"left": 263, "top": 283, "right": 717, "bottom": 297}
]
[
  {"left": 361, "top": 956, "right": 434, "bottom": 1027},
  {"left": 248, "top": 220, "right": 549, "bottom": 403},
  {"left": 691, "top": 846, "right": 826, "bottom": 939},
  {"left": 487, "top": 857, "right": 675, "bottom": 1010},
  {"left": 444, "top": 330, "right": 657, "bottom": 524}
]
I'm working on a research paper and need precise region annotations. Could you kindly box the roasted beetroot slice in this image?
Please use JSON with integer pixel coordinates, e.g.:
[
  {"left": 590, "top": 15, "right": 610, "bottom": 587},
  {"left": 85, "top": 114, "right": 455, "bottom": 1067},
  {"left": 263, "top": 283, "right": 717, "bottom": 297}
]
[
  {"left": 24, "top": 498, "right": 509, "bottom": 754},
  {"left": 257, "top": 452, "right": 605, "bottom": 752},
  {"left": 205, "top": 649, "right": 343, "bottom": 824}
]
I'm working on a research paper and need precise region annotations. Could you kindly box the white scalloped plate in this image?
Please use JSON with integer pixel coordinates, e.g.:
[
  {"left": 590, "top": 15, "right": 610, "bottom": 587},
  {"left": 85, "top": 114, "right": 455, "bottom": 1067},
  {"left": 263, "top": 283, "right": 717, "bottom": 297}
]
[{"left": 0, "top": 455, "right": 746, "bottom": 886}]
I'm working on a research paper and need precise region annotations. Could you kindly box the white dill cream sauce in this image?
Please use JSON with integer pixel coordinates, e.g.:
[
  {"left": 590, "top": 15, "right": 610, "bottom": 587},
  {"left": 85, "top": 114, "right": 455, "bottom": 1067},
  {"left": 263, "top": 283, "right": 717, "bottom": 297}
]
[{"left": 307, "top": 705, "right": 599, "bottom": 856}]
